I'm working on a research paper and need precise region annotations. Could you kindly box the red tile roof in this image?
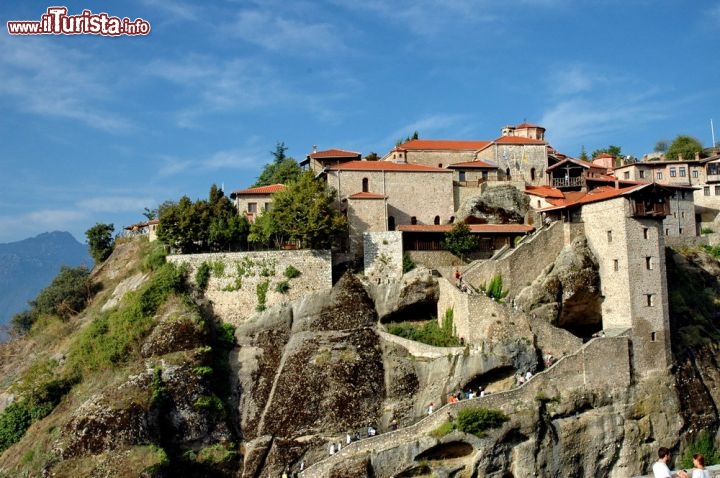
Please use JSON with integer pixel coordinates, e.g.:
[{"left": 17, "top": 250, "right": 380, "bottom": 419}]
[
  {"left": 543, "top": 185, "right": 645, "bottom": 210},
  {"left": 231, "top": 184, "right": 286, "bottom": 196},
  {"left": 396, "top": 139, "right": 492, "bottom": 151},
  {"left": 397, "top": 224, "right": 534, "bottom": 233},
  {"left": 348, "top": 192, "right": 386, "bottom": 199},
  {"left": 328, "top": 161, "right": 451, "bottom": 172},
  {"left": 525, "top": 186, "right": 565, "bottom": 199},
  {"left": 308, "top": 148, "right": 361, "bottom": 159},
  {"left": 515, "top": 122, "right": 544, "bottom": 129},
  {"left": 492, "top": 136, "right": 546, "bottom": 145},
  {"left": 447, "top": 160, "right": 497, "bottom": 169}
]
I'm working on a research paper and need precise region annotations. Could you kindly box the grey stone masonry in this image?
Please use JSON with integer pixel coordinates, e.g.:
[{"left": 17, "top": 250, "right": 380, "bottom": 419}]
[
  {"left": 364, "top": 232, "right": 403, "bottom": 284},
  {"left": 167, "top": 250, "right": 332, "bottom": 325}
]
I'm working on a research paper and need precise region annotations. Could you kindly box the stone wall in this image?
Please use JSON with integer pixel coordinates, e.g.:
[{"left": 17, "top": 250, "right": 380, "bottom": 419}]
[
  {"left": 663, "top": 194, "right": 697, "bottom": 237},
  {"left": 363, "top": 232, "right": 403, "bottom": 284},
  {"left": 665, "top": 235, "right": 709, "bottom": 249},
  {"left": 406, "top": 250, "right": 463, "bottom": 270},
  {"left": 476, "top": 144, "right": 547, "bottom": 186},
  {"left": 404, "top": 150, "right": 478, "bottom": 168},
  {"left": 580, "top": 197, "right": 672, "bottom": 374},
  {"left": 348, "top": 197, "right": 386, "bottom": 256},
  {"left": 461, "top": 220, "right": 569, "bottom": 297},
  {"left": 303, "top": 336, "right": 632, "bottom": 478},
  {"left": 166, "top": 250, "right": 332, "bottom": 324}
]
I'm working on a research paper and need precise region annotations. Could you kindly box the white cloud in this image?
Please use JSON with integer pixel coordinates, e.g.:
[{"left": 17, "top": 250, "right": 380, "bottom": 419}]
[
  {"left": 223, "top": 8, "right": 348, "bottom": 54},
  {"left": 382, "top": 113, "right": 473, "bottom": 147},
  {"left": 153, "top": 146, "right": 266, "bottom": 178},
  {"left": 0, "top": 36, "right": 133, "bottom": 132}
]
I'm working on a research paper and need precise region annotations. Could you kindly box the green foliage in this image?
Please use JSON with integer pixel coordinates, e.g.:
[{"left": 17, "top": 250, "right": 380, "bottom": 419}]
[
  {"left": 387, "top": 311, "right": 459, "bottom": 347},
  {"left": 67, "top": 263, "right": 186, "bottom": 375},
  {"left": 0, "top": 402, "right": 33, "bottom": 453},
  {"left": 196, "top": 443, "right": 237, "bottom": 465},
  {"left": 275, "top": 280, "right": 290, "bottom": 294},
  {"left": 150, "top": 367, "right": 168, "bottom": 407},
  {"left": 579, "top": 145, "right": 589, "bottom": 161},
  {"left": 455, "top": 407, "right": 508, "bottom": 437},
  {"left": 654, "top": 139, "right": 669, "bottom": 153},
  {"left": 703, "top": 245, "right": 720, "bottom": 258},
  {"left": 442, "top": 222, "right": 477, "bottom": 258},
  {"left": 666, "top": 135, "right": 704, "bottom": 161},
  {"left": 700, "top": 227, "right": 715, "bottom": 235},
  {"left": 195, "top": 262, "right": 211, "bottom": 292},
  {"left": 283, "top": 265, "right": 301, "bottom": 279},
  {"left": 158, "top": 185, "right": 249, "bottom": 254},
  {"left": 194, "top": 394, "right": 225, "bottom": 415},
  {"left": 480, "top": 275, "right": 509, "bottom": 302},
  {"left": 211, "top": 261, "right": 225, "bottom": 277},
  {"left": 249, "top": 171, "right": 348, "bottom": 249},
  {"left": 193, "top": 366, "right": 213, "bottom": 377},
  {"left": 256, "top": 280, "right": 269, "bottom": 312},
  {"left": 402, "top": 253, "right": 416, "bottom": 273},
  {"left": 591, "top": 145, "right": 622, "bottom": 160},
  {"left": 85, "top": 223, "right": 115, "bottom": 264},
  {"left": 217, "top": 323, "right": 236, "bottom": 348},
  {"left": 253, "top": 142, "right": 303, "bottom": 187},
  {"left": 10, "top": 310, "right": 35, "bottom": 335},
  {"left": 679, "top": 430, "right": 720, "bottom": 468},
  {"left": 430, "top": 421, "right": 455, "bottom": 439},
  {"left": 140, "top": 240, "right": 168, "bottom": 272}
]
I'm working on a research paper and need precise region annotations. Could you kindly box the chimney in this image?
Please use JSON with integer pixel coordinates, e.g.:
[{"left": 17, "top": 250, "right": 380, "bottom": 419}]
[
  {"left": 678, "top": 153, "right": 683, "bottom": 161},
  {"left": 312, "top": 145, "right": 318, "bottom": 153},
  {"left": 615, "top": 177, "right": 619, "bottom": 189},
  {"left": 695, "top": 151, "right": 700, "bottom": 161}
]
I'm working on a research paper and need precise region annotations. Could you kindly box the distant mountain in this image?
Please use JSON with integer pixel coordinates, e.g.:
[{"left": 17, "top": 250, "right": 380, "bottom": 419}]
[{"left": 0, "top": 231, "right": 92, "bottom": 327}]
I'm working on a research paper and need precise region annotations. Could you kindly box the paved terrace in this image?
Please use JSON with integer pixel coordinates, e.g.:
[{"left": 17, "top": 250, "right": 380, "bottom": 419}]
[{"left": 301, "top": 335, "right": 631, "bottom": 478}]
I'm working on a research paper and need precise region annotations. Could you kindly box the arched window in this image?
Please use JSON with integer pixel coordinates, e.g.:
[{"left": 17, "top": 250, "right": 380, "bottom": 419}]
[
  {"left": 505, "top": 168, "right": 511, "bottom": 180},
  {"left": 411, "top": 216, "right": 417, "bottom": 225},
  {"left": 434, "top": 215, "right": 440, "bottom": 225},
  {"left": 362, "top": 177, "right": 369, "bottom": 192},
  {"left": 388, "top": 216, "right": 395, "bottom": 231},
  {"left": 449, "top": 216, "right": 455, "bottom": 224},
  {"left": 530, "top": 168, "right": 536, "bottom": 181}
]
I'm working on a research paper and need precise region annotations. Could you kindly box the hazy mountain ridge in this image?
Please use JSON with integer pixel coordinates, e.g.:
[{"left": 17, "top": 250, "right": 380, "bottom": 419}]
[{"left": 0, "top": 231, "right": 92, "bottom": 326}]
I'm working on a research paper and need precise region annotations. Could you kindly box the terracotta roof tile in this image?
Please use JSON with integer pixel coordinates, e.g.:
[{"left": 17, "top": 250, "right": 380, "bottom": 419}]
[
  {"left": 308, "top": 148, "right": 361, "bottom": 159},
  {"left": 525, "top": 186, "right": 565, "bottom": 199},
  {"left": 328, "top": 161, "right": 450, "bottom": 172},
  {"left": 397, "top": 224, "right": 534, "bottom": 233},
  {"left": 396, "top": 139, "right": 492, "bottom": 151},
  {"left": 231, "top": 184, "right": 286, "bottom": 196},
  {"left": 516, "top": 122, "right": 544, "bottom": 129},
  {"left": 348, "top": 192, "right": 386, "bottom": 199}
]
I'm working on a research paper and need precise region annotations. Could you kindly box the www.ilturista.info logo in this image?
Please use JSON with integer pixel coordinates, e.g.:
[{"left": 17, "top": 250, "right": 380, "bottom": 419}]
[{"left": 7, "top": 7, "right": 151, "bottom": 36}]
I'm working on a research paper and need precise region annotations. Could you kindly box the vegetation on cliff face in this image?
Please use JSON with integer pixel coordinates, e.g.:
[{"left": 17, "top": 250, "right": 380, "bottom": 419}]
[{"left": 0, "top": 238, "right": 239, "bottom": 477}]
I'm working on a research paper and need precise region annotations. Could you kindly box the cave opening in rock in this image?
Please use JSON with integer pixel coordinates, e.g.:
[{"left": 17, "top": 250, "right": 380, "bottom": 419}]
[
  {"left": 380, "top": 300, "right": 438, "bottom": 324},
  {"left": 395, "top": 464, "right": 432, "bottom": 477},
  {"left": 463, "top": 366, "right": 517, "bottom": 391},
  {"left": 415, "top": 441, "right": 474, "bottom": 460}
]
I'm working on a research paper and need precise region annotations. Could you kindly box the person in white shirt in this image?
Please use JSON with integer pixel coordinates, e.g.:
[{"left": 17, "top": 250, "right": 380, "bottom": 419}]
[
  {"left": 691, "top": 453, "right": 709, "bottom": 478},
  {"left": 652, "top": 447, "right": 688, "bottom": 478}
]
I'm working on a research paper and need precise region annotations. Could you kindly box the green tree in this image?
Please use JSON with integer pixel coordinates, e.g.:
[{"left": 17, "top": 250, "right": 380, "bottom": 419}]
[
  {"left": 579, "top": 145, "right": 589, "bottom": 161},
  {"left": 666, "top": 135, "right": 704, "bottom": 161},
  {"left": 253, "top": 142, "right": 302, "bottom": 187},
  {"left": 442, "top": 222, "right": 477, "bottom": 258},
  {"left": 591, "top": 145, "right": 622, "bottom": 160},
  {"left": 85, "top": 223, "right": 115, "bottom": 264},
  {"left": 31, "top": 266, "right": 95, "bottom": 320},
  {"left": 249, "top": 171, "right": 348, "bottom": 249},
  {"left": 654, "top": 140, "right": 669, "bottom": 153}
]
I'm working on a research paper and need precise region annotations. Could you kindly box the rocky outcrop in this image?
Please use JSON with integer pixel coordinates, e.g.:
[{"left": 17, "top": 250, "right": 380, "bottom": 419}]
[
  {"left": 515, "top": 236, "right": 602, "bottom": 336},
  {"left": 456, "top": 184, "right": 530, "bottom": 224},
  {"left": 365, "top": 266, "right": 439, "bottom": 322}
]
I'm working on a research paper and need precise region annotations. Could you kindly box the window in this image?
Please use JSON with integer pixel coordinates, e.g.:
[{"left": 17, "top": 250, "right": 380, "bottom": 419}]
[
  {"left": 434, "top": 215, "right": 440, "bottom": 225},
  {"left": 248, "top": 202, "right": 257, "bottom": 213},
  {"left": 537, "top": 200, "right": 541, "bottom": 208},
  {"left": 438, "top": 163, "right": 443, "bottom": 168},
  {"left": 530, "top": 168, "right": 536, "bottom": 181},
  {"left": 459, "top": 171, "right": 466, "bottom": 182},
  {"left": 681, "top": 212, "right": 685, "bottom": 218},
  {"left": 505, "top": 168, "right": 511, "bottom": 180},
  {"left": 482, "top": 171, "right": 489, "bottom": 181},
  {"left": 693, "top": 170, "right": 699, "bottom": 178},
  {"left": 679, "top": 227, "right": 683, "bottom": 234},
  {"left": 623, "top": 171, "right": 630, "bottom": 179},
  {"left": 643, "top": 228, "right": 649, "bottom": 239},
  {"left": 362, "top": 177, "right": 369, "bottom": 193},
  {"left": 665, "top": 228, "right": 669, "bottom": 236},
  {"left": 646, "top": 294, "right": 655, "bottom": 307},
  {"left": 449, "top": 216, "right": 455, "bottom": 224},
  {"left": 651, "top": 331, "right": 657, "bottom": 342},
  {"left": 639, "top": 170, "right": 646, "bottom": 179},
  {"left": 646, "top": 257, "right": 652, "bottom": 270},
  {"left": 613, "top": 259, "right": 619, "bottom": 271},
  {"left": 680, "top": 167, "right": 686, "bottom": 177},
  {"left": 716, "top": 186, "right": 720, "bottom": 195},
  {"left": 264, "top": 202, "right": 272, "bottom": 212},
  {"left": 705, "top": 186, "right": 711, "bottom": 196},
  {"left": 411, "top": 216, "right": 417, "bottom": 225},
  {"left": 670, "top": 168, "right": 676, "bottom": 177},
  {"left": 388, "top": 216, "right": 395, "bottom": 231},
  {"left": 607, "top": 230, "right": 612, "bottom": 243},
  {"left": 681, "top": 191, "right": 687, "bottom": 199},
  {"left": 656, "top": 172, "right": 663, "bottom": 180}
]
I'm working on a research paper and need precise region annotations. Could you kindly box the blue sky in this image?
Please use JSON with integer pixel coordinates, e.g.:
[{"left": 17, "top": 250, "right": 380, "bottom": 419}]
[{"left": 1, "top": 0, "right": 718, "bottom": 244}]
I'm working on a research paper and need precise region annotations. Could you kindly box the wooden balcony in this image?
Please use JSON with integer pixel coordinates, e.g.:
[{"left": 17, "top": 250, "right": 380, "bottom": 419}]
[
  {"left": 632, "top": 200, "right": 670, "bottom": 218},
  {"left": 552, "top": 177, "right": 585, "bottom": 188}
]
